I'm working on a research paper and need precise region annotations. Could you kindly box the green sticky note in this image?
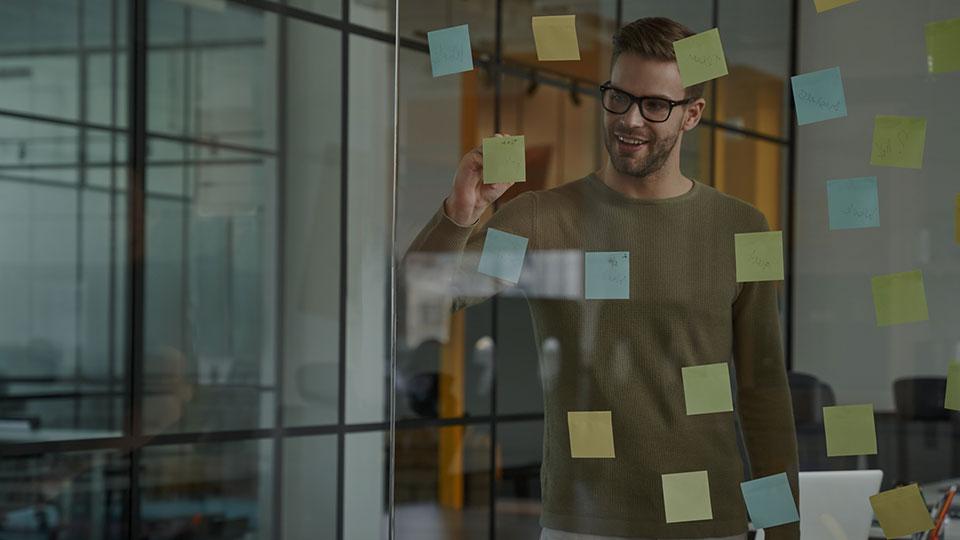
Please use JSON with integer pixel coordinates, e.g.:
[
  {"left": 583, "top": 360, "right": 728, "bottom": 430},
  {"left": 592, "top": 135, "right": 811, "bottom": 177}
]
[
  {"left": 813, "top": 0, "right": 858, "bottom": 13},
  {"left": 870, "top": 484, "right": 935, "bottom": 538},
  {"left": 532, "top": 15, "right": 581, "bottom": 61},
  {"left": 427, "top": 24, "right": 474, "bottom": 78},
  {"left": 567, "top": 411, "right": 615, "bottom": 458},
  {"left": 871, "top": 270, "right": 929, "bottom": 327},
  {"left": 682, "top": 363, "right": 733, "bottom": 415},
  {"left": 482, "top": 135, "right": 526, "bottom": 184},
  {"left": 735, "top": 231, "right": 784, "bottom": 282},
  {"left": 584, "top": 251, "right": 630, "bottom": 299},
  {"left": 870, "top": 115, "right": 927, "bottom": 169},
  {"left": 925, "top": 17, "right": 960, "bottom": 74},
  {"left": 662, "top": 471, "right": 713, "bottom": 523},
  {"left": 673, "top": 28, "right": 728, "bottom": 88},
  {"left": 823, "top": 404, "right": 877, "bottom": 457},
  {"left": 477, "top": 228, "right": 528, "bottom": 284},
  {"left": 945, "top": 363, "right": 960, "bottom": 411}
]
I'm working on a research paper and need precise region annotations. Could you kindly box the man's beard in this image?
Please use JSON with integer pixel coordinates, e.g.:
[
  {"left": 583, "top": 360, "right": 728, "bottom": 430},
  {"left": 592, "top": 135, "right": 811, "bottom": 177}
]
[{"left": 604, "top": 125, "right": 680, "bottom": 180}]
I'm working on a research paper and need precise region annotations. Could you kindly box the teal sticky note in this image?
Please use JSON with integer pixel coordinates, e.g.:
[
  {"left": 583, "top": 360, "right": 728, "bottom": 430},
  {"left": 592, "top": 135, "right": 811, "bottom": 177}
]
[
  {"left": 826, "top": 177, "right": 879, "bottom": 230},
  {"left": 427, "top": 25, "right": 474, "bottom": 77},
  {"left": 477, "top": 228, "right": 528, "bottom": 284},
  {"left": 741, "top": 473, "right": 800, "bottom": 529},
  {"left": 791, "top": 67, "right": 847, "bottom": 125},
  {"left": 585, "top": 251, "right": 629, "bottom": 299}
]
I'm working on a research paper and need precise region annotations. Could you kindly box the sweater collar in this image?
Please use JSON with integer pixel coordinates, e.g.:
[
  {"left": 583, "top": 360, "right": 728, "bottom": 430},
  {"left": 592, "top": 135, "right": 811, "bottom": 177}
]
[{"left": 586, "top": 172, "right": 702, "bottom": 206}]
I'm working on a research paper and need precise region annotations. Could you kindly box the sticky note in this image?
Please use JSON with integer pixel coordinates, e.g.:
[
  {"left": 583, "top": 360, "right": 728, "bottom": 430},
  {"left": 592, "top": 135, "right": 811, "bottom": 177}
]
[
  {"left": 427, "top": 25, "right": 474, "bottom": 77},
  {"left": 740, "top": 473, "right": 799, "bottom": 529},
  {"left": 585, "top": 251, "right": 629, "bottom": 299},
  {"left": 682, "top": 363, "right": 733, "bottom": 415},
  {"left": 791, "top": 67, "right": 847, "bottom": 125},
  {"left": 482, "top": 135, "right": 526, "bottom": 184},
  {"left": 477, "top": 228, "right": 528, "bottom": 284},
  {"left": 869, "top": 484, "right": 934, "bottom": 538},
  {"left": 946, "top": 363, "right": 960, "bottom": 411},
  {"left": 662, "top": 471, "right": 713, "bottom": 523},
  {"left": 826, "top": 177, "right": 879, "bottom": 230},
  {"left": 673, "top": 28, "right": 728, "bottom": 88},
  {"left": 871, "top": 270, "right": 929, "bottom": 327},
  {"left": 813, "top": 0, "right": 858, "bottom": 13},
  {"left": 567, "top": 411, "right": 615, "bottom": 458},
  {"left": 870, "top": 115, "right": 927, "bottom": 169},
  {"left": 823, "top": 404, "right": 877, "bottom": 457},
  {"left": 532, "top": 15, "right": 581, "bottom": 61},
  {"left": 925, "top": 17, "right": 960, "bottom": 74},
  {"left": 735, "top": 231, "right": 784, "bottom": 282}
]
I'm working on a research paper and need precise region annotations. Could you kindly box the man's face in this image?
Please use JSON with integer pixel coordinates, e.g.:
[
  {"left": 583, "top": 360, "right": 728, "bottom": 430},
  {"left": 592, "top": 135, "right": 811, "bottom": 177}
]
[{"left": 602, "top": 53, "right": 699, "bottom": 179}]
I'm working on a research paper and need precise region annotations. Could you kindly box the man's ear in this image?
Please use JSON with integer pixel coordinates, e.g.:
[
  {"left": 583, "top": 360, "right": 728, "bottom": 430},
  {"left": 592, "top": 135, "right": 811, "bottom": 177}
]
[{"left": 681, "top": 98, "right": 706, "bottom": 132}]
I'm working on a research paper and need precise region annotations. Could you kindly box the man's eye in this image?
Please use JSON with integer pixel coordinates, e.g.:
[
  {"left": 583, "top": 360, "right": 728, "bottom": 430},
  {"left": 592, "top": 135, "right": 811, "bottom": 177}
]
[
  {"left": 645, "top": 100, "right": 669, "bottom": 112},
  {"left": 612, "top": 93, "right": 630, "bottom": 104}
]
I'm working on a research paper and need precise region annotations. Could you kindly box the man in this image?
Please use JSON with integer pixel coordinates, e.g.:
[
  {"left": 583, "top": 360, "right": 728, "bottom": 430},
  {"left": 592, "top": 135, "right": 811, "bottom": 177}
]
[{"left": 406, "top": 17, "right": 799, "bottom": 540}]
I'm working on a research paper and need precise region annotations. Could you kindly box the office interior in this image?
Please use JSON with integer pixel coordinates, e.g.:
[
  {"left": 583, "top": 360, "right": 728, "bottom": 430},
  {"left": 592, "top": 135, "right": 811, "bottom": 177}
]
[{"left": 0, "top": 0, "right": 959, "bottom": 539}]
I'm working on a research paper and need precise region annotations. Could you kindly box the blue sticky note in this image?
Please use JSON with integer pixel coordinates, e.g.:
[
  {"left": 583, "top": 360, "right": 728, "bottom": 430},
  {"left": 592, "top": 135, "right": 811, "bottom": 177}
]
[
  {"left": 427, "top": 24, "right": 474, "bottom": 77},
  {"left": 740, "top": 473, "right": 799, "bottom": 529},
  {"left": 791, "top": 67, "right": 847, "bottom": 125},
  {"left": 477, "top": 228, "right": 528, "bottom": 284},
  {"left": 585, "top": 251, "right": 629, "bottom": 299},
  {"left": 826, "top": 177, "right": 879, "bottom": 230}
]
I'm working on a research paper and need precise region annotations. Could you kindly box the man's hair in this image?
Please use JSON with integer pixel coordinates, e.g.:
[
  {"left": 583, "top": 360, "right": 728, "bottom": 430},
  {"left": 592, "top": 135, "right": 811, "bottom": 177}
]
[{"left": 611, "top": 17, "right": 705, "bottom": 100}]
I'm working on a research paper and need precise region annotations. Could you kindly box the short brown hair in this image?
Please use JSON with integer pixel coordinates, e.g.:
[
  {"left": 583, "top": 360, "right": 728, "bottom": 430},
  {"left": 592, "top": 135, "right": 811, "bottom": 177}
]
[{"left": 611, "top": 17, "right": 705, "bottom": 99}]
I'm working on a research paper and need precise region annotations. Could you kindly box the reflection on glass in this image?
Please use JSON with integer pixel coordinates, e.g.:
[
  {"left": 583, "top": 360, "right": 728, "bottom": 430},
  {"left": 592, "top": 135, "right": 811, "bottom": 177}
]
[
  {"left": 496, "top": 421, "right": 544, "bottom": 539},
  {"left": 713, "top": 132, "right": 785, "bottom": 229}
]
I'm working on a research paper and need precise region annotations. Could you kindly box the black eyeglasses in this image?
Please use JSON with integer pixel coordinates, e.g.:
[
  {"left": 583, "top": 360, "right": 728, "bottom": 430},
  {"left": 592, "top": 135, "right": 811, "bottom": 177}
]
[{"left": 599, "top": 81, "right": 692, "bottom": 123}]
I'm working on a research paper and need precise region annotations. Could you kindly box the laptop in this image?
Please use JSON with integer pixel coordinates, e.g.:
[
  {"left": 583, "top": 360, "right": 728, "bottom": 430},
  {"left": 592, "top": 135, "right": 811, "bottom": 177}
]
[{"left": 755, "top": 470, "right": 883, "bottom": 540}]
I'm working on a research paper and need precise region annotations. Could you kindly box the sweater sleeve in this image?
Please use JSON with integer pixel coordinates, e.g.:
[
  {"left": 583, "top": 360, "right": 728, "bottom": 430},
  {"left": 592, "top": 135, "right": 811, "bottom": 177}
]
[
  {"left": 732, "top": 215, "right": 800, "bottom": 540},
  {"left": 403, "top": 191, "right": 538, "bottom": 314}
]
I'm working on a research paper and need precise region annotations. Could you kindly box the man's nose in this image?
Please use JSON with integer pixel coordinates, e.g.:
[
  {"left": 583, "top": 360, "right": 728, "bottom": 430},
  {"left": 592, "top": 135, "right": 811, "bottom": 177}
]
[{"left": 620, "top": 102, "right": 647, "bottom": 128}]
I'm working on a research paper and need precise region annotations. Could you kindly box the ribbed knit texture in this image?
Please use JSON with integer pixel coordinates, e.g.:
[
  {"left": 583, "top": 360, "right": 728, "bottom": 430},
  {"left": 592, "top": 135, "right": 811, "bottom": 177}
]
[{"left": 406, "top": 174, "right": 800, "bottom": 540}]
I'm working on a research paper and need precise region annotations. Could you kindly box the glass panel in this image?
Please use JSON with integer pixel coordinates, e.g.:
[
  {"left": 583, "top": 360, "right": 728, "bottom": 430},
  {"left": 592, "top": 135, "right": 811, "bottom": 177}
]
[
  {"left": 398, "top": 0, "right": 496, "bottom": 57},
  {"left": 394, "top": 426, "right": 491, "bottom": 539},
  {"left": 140, "top": 440, "right": 272, "bottom": 539},
  {"left": 288, "top": 0, "right": 342, "bottom": 20},
  {"left": 282, "top": 435, "right": 337, "bottom": 539},
  {"left": 345, "top": 431, "right": 389, "bottom": 538},
  {"left": 496, "top": 420, "right": 544, "bottom": 539},
  {"left": 0, "top": 116, "right": 80, "bottom": 186},
  {"left": 0, "top": 450, "right": 128, "bottom": 538},
  {"left": 713, "top": 131, "right": 786, "bottom": 230},
  {"left": 350, "top": 0, "right": 393, "bottom": 33},
  {"left": 717, "top": 0, "right": 791, "bottom": 139}
]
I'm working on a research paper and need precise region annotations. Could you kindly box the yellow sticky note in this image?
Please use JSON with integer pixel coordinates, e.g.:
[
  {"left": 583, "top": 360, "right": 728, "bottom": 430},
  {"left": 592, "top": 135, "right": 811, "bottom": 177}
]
[
  {"left": 673, "top": 28, "right": 728, "bottom": 88},
  {"left": 870, "top": 115, "right": 927, "bottom": 169},
  {"left": 823, "top": 404, "right": 877, "bottom": 457},
  {"left": 870, "top": 484, "right": 934, "bottom": 538},
  {"left": 662, "top": 471, "right": 713, "bottom": 523},
  {"left": 482, "top": 135, "right": 526, "bottom": 184},
  {"left": 682, "top": 363, "right": 733, "bottom": 415},
  {"left": 532, "top": 15, "right": 581, "bottom": 62},
  {"left": 813, "top": 0, "right": 858, "bottom": 13},
  {"left": 946, "top": 363, "right": 960, "bottom": 411},
  {"left": 735, "top": 231, "right": 784, "bottom": 282},
  {"left": 871, "top": 270, "right": 929, "bottom": 327},
  {"left": 925, "top": 17, "right": 960, "bottom": 74},
  {"left": 567, "top": 411, "right": 615, "bottom": 458}
]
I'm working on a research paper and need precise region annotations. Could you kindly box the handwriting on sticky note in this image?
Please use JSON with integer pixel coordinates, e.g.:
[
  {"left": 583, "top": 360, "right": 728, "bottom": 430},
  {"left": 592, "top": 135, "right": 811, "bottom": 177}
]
[
  {"left": 791, "top": 67, "right": 847, "bottom": 125},
  {"left": 477, "top": 228, "right": 528, "bottom": 284},
  {"left": 427, "top": 24, "right": 474, "bottom": 78},
  {"left": 482, "top": 135, "right": 526, "bottom": 184},
  {"left": 735, "top": 231, "right": 783, "bottom": 283},
  {"left": 585, "top": 251, "right": 629, "bottom": 299},
  {"left": 673, "top": 28, "right": 728, "bottom": 88},
  {"left": 871, "top": 269, "right": 929, "bottom": 327},
  {"left": 662, "top": 471, "right": 713, "bottom": 523},
  {"left": 740, "top": 473, "right": 799, "bottom": 529},
  {"left": 532, "top": 15, "right": 581, "bottom": 61},
  {"left": 823, "top": 404, "right": 877, "bottom": 457},
  {"left": 814, "top": 0, "right": 858, "bottom": 13},
  {"left": 827, "top": 177, "right": 879, "bottom": 230},
  {"left": 682, "top": 363, "right": 733, "bottom": 415},
  {"left": 567, "top": 411, "right": 615, "bottom": 458},
  {"left": 870, "top": 115, "right": 926, "bottom": 169},
  {"left": 925, "top": 17, "right": 960, "bottom": 74},
  {"left": 870, "top": 484, "right": 934, "bottom": 538}
]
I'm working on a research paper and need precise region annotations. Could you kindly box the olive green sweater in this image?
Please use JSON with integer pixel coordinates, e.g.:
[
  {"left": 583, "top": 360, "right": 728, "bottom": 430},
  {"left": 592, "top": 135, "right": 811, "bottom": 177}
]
[{"left": 406, "top": 174, "right": 800, "bottom": 539}]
